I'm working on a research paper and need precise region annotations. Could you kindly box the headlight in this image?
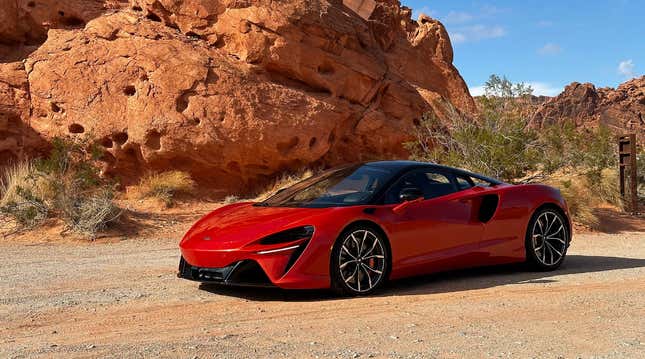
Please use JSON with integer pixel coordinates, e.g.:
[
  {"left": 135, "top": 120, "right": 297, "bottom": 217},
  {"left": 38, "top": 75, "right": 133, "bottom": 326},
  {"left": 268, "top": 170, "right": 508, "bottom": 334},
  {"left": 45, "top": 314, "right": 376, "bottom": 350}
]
[{"left": 259, "top": 226, "right": 315, "bottom": 245}]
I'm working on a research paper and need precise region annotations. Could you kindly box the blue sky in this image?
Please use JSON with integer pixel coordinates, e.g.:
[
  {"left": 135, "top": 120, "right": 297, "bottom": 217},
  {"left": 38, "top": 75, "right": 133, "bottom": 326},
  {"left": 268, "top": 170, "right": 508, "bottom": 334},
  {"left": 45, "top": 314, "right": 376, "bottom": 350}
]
[{"left": 402, "top": 0, "right": 644, "bottom": 96}]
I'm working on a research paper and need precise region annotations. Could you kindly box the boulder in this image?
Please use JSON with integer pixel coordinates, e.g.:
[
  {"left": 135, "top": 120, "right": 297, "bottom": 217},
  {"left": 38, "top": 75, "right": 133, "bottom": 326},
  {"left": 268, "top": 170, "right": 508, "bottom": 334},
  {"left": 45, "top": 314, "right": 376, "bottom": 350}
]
[{"left": 2, "top": 0, "right": 476, "bottom": 195}]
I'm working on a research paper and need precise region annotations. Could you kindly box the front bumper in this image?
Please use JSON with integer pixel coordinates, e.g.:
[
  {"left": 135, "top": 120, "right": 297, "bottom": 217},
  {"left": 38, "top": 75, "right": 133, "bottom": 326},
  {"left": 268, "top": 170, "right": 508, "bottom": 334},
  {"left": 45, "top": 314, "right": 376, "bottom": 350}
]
[
  {"left": 179, "top": 237, "right": 331, "bottom": 289},
  {"left": 178, "top": 257, "right": 276, "bottom": 287}
]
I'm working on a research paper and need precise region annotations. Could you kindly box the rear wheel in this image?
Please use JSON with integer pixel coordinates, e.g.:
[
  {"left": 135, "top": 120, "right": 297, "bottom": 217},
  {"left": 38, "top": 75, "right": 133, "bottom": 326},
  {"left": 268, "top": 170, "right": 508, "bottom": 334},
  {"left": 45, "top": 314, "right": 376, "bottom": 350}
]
[
  {"left": 331, "top": 226, "right": 390, "bottom": 296},
  {"left": 525, "top": 208, "right": 569, "bottom": 270}
]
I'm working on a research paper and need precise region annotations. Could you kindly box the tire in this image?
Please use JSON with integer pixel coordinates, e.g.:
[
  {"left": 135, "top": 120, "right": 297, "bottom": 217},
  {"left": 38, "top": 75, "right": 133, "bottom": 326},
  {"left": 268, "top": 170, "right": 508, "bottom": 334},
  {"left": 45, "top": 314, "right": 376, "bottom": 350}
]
[
  {"left": 330, "top": 225, "right": 390, "bottom": 296},
  {"left": 525, "top": 208, "right": 570, "bottom": 271}
]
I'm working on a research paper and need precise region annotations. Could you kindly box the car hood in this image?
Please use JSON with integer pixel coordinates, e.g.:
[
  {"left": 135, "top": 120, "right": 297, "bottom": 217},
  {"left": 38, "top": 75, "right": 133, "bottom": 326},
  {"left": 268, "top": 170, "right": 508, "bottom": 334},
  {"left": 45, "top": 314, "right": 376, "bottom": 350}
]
[{"left": 180, "top": 202, "right": 333, "bottom": 250}]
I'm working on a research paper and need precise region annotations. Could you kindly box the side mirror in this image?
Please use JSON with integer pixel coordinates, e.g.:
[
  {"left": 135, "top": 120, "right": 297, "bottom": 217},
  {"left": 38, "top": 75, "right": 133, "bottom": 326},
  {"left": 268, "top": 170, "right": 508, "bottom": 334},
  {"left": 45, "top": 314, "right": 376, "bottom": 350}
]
[
  {"left": 393, "top": 187, "right": 424, "bottom": 215},
  {"left": 399, "top": 187, "right": 424, "bottom": 203}
]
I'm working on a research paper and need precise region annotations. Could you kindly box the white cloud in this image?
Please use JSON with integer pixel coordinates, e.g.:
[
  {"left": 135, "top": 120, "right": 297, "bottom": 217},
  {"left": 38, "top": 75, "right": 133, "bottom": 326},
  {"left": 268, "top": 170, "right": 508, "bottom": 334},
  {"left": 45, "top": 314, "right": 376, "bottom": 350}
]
[
  {"left": 469, "top": 85, "right": 486, "bottom": 96},
  {"left": 451, "top": 25, "right": 506, "bottom": 44},
  {"left": 528, "top": 82, "right": 564, "bottom": 96},
  {"left": 443, "top": 11, "right": 473, "bottom": 24},
  {"left": 618, "top": 59, "right": 635, "bottom": 78},
  {"left": 469, "top": 82, "right": 563, "bottom": 97},
  {"left": 538, "top": 43, "right": 562, "bottom": 56}
]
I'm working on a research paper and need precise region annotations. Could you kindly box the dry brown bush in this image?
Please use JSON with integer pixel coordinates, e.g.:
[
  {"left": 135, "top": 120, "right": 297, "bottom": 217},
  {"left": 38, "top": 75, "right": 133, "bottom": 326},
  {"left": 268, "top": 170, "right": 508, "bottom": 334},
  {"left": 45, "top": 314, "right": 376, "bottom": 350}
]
[{"left": 545, "top": 169, "right": 622, "bottom": 229}]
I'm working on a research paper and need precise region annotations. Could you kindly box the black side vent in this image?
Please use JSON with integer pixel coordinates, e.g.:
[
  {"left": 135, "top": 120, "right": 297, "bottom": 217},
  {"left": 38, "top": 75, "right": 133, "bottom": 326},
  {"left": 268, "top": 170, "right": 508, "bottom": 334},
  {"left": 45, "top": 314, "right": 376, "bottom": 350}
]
[
  {"left": 283, "top": 240, "right": 310, "bottom": 275},
  {"left": 479, "top": 194, "right": 499, "bottom": 223}
]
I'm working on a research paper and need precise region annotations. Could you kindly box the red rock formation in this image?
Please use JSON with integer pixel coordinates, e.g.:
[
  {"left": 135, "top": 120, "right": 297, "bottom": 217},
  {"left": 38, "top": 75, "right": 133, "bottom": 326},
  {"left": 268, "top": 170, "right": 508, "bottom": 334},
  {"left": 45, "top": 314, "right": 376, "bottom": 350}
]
[
  {"left": 1, "top": 0, "right": 476, "bottom": 194},
  {"left": 0, "top": 63, "right": 47, "bottom": 167},
  {"left": 531, "top": 77, "right": 645, "bottom": 137}
]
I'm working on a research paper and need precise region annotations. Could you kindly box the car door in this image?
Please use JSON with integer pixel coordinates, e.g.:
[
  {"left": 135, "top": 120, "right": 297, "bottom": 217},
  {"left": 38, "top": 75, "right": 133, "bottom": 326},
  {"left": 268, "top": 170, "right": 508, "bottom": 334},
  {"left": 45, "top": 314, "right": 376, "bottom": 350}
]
[{"left": 383, "top": 169, "right": 485, "bottom": 278}]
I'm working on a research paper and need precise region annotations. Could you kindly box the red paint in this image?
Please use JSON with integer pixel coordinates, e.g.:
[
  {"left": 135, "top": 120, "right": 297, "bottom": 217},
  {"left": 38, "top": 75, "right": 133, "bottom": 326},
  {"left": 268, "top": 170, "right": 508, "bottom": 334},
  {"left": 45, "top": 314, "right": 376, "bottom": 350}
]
[{"left": 179, "top": 182, "right": 570, "bottom": 290}]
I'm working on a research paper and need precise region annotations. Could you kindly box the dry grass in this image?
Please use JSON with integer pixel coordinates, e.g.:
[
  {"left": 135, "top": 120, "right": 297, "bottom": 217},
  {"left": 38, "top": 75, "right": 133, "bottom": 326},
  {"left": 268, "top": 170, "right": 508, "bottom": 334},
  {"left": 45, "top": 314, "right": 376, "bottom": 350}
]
[
  {"left": 544, "top": 169, "right": 622, "bottom": 229},
  {"left": 253, "top": 169, "right": 315, "bottom": 202},
  {"left": 129, "top": 171, "right": 195, "bottom": 207},
  {"left": 0, "top": 162, "right": 53, "bottom": 208},
  {"left": 0, "top": 162, "right": 53, "bottom": 229}
]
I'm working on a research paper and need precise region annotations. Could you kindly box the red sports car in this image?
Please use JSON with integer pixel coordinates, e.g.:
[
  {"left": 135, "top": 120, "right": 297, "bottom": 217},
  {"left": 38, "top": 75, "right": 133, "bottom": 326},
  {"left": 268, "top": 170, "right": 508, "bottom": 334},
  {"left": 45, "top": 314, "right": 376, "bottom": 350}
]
[{"left": 178, "top": 161, "right": 571, "bottom": 295}]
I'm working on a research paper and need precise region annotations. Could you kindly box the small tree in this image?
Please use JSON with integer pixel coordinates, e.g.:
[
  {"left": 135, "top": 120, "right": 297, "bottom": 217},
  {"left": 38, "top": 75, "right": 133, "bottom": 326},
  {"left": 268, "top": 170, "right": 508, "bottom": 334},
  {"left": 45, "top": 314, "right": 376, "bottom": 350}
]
[{"left": 407, "top": 76, "right": 540, "bottom": 182}]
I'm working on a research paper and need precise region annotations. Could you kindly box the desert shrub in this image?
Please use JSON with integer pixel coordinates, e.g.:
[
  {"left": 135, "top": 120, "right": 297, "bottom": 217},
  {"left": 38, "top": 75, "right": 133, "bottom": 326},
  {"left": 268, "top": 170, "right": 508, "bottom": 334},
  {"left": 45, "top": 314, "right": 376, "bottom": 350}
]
[
  {"left": 130, "top": 171, "right": 195, "bottom": 207},
  {"left": 544, "top": 170, "right": 621, "bottom": 228},
  {"left": 0, "top": 136, "right": 121, "bottom": 238},
  {"left": 59, "top": 189, "right": 121, "bottom": 236},
  {"left": 407, "top": 76, "right": 541, "bottom": 182},
  {"left": 408, "top": 75, "right": 617, "bottom": 183},
  {"left": 407, "top": 110, "right": 540, "bottom": 182},
  {"left": 546, "top": 175, "right": 599, "bottom": 229},
  {"left": 539, "top": 122, "right": 616, "bottom": 181}
]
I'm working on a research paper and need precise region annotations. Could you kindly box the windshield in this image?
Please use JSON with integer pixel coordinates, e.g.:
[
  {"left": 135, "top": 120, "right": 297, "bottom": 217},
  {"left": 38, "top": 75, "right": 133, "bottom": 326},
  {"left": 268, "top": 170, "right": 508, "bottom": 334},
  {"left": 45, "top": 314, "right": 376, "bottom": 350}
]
[{"left": 258, "top": 165, "right": 395, "bottom": 208}]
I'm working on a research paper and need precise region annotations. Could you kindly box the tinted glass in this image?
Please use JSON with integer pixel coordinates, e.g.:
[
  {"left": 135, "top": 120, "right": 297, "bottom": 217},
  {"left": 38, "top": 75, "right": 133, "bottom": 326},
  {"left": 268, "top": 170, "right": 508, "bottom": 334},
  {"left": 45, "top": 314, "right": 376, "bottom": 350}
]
[
  {"left": 471, "top": 176, "right": 494, "bottom": 187},
  {"left": 456, "top": 175, "right": 474, "bottom": 190},
  {"left": 421, "top": 172, "right": 456, "bottom": 198},
  {"left": 385, "top": 171, "right": 429, "bottom": 204},
  {"left": 259, "top": 165, "right": 395, "bottom": 208},
  {"left": 385, "top": 170, "right": 457, "bottom": 204}
]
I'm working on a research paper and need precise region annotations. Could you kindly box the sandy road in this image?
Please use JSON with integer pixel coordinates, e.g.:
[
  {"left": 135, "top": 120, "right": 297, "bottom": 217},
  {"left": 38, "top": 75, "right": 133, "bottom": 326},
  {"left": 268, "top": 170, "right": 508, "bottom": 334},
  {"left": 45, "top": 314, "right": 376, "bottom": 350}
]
[{"left": 1, "top": 230, "right": 644, "bottom": 358}]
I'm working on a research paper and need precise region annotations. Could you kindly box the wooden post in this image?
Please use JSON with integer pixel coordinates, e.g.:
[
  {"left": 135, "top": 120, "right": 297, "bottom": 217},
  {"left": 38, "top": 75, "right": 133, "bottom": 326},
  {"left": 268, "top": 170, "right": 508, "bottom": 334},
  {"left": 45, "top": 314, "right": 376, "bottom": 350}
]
[{"left": 618, "top": 134, "right": 638, "bottom": 213}]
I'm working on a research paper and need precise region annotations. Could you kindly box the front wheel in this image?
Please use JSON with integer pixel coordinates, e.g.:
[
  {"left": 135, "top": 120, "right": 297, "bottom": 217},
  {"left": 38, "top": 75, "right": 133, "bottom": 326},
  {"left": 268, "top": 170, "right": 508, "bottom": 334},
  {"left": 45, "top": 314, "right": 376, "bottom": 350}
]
[
  {"left": 525, "top": 208, "right": 570, "bottom": 271},
  {"left": 330, "top": 226, "right": 390, "bottom": 296}
]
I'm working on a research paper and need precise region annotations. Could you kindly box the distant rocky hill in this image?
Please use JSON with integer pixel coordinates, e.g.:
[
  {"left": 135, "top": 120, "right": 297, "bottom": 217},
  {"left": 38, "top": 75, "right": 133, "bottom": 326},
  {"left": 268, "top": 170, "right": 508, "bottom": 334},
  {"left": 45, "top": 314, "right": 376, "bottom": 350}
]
[
  {"left": 530, "top": 76, "right": 644, "bottom": 138},
  {"left": 0, "top": 0, "right": 475, "bottom": 195}
]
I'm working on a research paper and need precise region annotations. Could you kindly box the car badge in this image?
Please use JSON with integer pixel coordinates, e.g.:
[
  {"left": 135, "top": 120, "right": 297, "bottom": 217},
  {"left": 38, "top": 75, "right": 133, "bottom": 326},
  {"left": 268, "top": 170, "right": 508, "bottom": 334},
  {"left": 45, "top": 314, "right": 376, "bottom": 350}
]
[{"left": 203, "top": 236, "right": 212, "bottom": 241}]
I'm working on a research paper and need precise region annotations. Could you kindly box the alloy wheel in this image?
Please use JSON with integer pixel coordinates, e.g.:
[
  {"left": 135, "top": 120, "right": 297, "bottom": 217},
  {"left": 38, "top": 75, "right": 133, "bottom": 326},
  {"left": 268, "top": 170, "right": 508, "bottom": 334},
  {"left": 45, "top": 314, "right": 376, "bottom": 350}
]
[
  {"left": 338, "top": 229, "right": 386, "bottom": 293},
  {"left": 531, "top": 211, "right": 567, "bottom": 266}
]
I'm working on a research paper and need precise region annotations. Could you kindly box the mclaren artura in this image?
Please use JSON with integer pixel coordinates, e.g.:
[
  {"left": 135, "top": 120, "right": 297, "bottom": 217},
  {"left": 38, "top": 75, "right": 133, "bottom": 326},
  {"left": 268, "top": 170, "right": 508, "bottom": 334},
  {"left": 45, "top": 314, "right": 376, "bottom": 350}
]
[{"left": 178, "top": 161, "right": 571, "bottom": 295}]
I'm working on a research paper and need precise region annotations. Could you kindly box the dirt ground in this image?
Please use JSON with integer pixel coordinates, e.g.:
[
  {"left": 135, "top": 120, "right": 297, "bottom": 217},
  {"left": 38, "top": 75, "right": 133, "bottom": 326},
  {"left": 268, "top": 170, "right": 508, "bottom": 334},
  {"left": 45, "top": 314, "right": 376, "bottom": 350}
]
[{"left": 1, "top": 203, "right": 644, "bottom": 358}]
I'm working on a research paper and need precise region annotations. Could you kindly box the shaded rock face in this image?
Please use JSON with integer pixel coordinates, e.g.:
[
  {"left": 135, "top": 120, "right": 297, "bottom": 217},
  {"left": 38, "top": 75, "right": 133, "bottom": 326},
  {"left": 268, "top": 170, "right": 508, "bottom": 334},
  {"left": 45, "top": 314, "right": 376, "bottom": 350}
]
[
  {"left": 531, "top": 77, "right": 645, "bottom": 138},
  {"left": 0, "top": 62, "right": 48, "bottom": 168},
  {"left": 1, "top": 0, "right": 475, "bottom": 194}
]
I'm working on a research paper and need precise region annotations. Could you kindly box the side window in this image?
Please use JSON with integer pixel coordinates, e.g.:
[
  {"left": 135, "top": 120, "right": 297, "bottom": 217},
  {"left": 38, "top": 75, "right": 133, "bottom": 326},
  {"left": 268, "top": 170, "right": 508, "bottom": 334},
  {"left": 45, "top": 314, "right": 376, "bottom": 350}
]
[
  {"left": 384, "top": 171, "right": 428, "bottom": 204},
  {"left": 455, "top": 175, "right": 474, "bottom": 191},
  {"left": 420, "top": 171, "right": 456, "bottom": 199},
  {"left": 384, "top": 170, "right": 457, "bottom": 204},
  {"left": 471, "top": 176, "right": 494, "bottom": 187}
]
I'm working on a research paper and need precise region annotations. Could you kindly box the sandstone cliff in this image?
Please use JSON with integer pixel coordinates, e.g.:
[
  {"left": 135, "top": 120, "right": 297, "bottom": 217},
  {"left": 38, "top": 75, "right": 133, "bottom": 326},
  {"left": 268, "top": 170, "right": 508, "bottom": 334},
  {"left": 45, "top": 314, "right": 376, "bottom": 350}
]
[{"left": 0, "top": 0, "right": 476, "bottom": 194}]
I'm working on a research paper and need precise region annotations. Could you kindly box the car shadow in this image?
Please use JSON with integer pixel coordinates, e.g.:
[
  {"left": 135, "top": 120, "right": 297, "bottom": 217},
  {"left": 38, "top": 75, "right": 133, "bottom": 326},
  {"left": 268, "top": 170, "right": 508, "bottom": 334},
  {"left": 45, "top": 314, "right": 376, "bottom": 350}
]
[{"left": 198, "top": 254, "right": 645, "bottom": 302}]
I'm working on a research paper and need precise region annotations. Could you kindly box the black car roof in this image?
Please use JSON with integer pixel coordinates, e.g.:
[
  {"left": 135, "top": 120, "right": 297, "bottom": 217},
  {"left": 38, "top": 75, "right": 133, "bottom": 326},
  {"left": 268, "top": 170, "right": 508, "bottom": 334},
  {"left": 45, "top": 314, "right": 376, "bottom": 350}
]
[{"left": 363, "top": 160, "right": 504, "bottom": 185}]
